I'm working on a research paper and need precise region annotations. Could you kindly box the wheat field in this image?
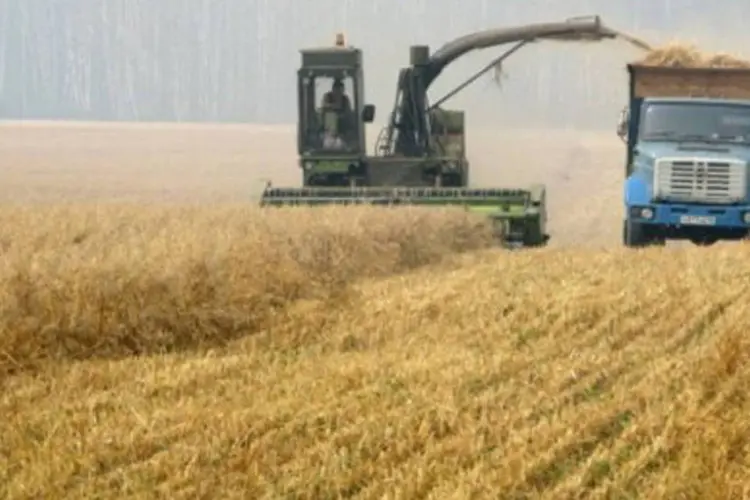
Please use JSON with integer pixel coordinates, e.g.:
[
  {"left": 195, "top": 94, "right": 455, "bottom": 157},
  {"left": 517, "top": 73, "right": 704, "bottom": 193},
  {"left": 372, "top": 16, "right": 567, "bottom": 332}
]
[{"left": 1, "top": 123, "right": 749, "bottom": 499}]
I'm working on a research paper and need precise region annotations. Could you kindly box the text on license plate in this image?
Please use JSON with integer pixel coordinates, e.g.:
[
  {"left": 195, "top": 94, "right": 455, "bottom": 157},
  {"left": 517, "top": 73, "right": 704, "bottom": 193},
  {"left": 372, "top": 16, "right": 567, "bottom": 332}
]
[{"left": 679, "top": 215, "right": 716, "bottom": 226}]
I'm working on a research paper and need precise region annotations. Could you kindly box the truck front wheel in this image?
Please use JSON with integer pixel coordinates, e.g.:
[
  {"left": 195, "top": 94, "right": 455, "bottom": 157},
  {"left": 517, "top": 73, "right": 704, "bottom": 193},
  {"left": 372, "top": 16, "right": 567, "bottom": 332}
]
[
  {"left": 689, "top": 235, "right": 718, "bottom": 246},
  {"left": 623, "top": 219, "right": 664, "bottom": 248}
]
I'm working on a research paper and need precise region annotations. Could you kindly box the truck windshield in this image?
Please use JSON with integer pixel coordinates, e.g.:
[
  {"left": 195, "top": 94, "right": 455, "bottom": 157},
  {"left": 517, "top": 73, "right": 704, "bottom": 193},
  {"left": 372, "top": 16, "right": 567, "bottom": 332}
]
[{"left": 640, "top": 101, "right": 750, "bottom": 144}]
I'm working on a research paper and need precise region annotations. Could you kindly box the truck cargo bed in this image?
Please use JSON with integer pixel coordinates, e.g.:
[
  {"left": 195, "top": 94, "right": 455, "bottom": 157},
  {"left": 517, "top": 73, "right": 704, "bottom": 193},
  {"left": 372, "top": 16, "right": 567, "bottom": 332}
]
[{"left": 628, "top": 64, "right": 750, "bottom": 99}]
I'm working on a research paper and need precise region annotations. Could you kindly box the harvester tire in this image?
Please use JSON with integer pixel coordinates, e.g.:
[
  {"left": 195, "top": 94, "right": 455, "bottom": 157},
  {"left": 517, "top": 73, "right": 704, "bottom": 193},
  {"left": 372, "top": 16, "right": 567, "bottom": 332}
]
[{"left": 523, "top": 231, "right": 549, "bottom": 247}]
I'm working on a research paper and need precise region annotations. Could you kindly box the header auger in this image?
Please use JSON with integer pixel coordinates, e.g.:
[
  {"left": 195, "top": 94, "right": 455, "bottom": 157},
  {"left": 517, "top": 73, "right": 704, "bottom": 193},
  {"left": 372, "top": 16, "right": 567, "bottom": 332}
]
[{"left": 260, "top": 15, "right": 628, "bottom": 248}]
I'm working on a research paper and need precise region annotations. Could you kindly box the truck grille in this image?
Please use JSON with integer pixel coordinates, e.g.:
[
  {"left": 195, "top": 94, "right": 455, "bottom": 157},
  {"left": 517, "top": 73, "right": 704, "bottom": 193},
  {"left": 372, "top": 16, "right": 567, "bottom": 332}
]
[{"left": 653, "top": 157, "right": 747, "bottom": 204}]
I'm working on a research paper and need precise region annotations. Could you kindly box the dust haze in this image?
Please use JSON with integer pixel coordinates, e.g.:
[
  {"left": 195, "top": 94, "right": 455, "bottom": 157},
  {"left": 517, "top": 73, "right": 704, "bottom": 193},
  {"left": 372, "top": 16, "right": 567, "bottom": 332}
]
[{"left": 1, "top": 0, "right": 749, "bottom": 247}]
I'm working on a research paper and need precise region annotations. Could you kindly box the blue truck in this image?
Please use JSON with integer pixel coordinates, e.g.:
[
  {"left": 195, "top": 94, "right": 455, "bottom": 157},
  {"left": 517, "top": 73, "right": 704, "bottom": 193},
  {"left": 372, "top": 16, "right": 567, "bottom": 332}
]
[{"left": 619, "top": 64, "right": 750, "bottom": 247}]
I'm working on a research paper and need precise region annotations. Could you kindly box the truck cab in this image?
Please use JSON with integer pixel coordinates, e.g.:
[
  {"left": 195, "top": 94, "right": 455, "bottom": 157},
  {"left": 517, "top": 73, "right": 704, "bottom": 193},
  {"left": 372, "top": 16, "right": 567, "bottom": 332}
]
[
  {"left": 619, "top": 64, "right": 750, "bottom": 246},
  {"left": 297, "top": 34, "right": 375, "bottom": 186}
]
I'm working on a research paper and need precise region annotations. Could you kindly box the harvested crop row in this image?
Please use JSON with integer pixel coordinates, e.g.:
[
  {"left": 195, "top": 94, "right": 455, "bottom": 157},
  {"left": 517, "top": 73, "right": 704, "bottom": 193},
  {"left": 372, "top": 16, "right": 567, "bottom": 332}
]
[
  {"left": 0, "top": 205, "right": 495, "bottom": 378},
  {"left": 4, "top": 244, "right": 750, "bottom": 499}
]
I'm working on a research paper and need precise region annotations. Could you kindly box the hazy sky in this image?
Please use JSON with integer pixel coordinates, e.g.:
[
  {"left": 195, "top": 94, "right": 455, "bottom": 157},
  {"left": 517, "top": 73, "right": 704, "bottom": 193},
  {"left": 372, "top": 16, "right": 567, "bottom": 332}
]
[{"left": 0, "top": 0, "right": 748, "bottom": 129}]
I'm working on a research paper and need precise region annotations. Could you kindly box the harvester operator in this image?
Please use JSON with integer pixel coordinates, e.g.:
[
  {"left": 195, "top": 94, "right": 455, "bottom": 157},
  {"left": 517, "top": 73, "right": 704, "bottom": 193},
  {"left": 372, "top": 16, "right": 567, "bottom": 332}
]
[
  {"left": 320, "top": 77, "right": 353, "bottom": 149},
  {"left": 322, "top": 77, "right": 352, "bottom": 113}
]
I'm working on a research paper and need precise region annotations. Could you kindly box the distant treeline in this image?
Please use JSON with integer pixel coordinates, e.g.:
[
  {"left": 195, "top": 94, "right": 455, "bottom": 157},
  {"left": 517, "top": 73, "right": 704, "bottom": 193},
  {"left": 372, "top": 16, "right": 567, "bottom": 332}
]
[
  {"left": 0, "top": 0, "right": 745, "bottom": 127},
  {"left": 0, "top": 0, "right": 266, "bottom": 122}
]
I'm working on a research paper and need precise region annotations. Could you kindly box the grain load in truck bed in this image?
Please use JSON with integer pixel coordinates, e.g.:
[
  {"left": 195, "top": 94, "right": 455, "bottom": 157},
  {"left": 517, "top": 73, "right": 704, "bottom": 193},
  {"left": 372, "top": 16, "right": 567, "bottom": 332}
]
[
  {"left": 630, "top": 43, "right": 750, "bottom": 99},
  {"left": 628, "top": 64, "right": 750, "bottom": 99},
  {"left": 637, "top": 43, "right": 750, "bottom": 68}
]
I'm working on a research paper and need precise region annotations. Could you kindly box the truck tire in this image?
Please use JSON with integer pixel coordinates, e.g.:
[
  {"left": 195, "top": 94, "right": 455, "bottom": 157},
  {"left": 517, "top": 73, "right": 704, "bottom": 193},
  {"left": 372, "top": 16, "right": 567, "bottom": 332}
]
[
  {"left": 689, "top": 235, "right": 718, "bottom": 246},
  {"left": 623, "top": 219, "right": 661, "bottom": 248}
]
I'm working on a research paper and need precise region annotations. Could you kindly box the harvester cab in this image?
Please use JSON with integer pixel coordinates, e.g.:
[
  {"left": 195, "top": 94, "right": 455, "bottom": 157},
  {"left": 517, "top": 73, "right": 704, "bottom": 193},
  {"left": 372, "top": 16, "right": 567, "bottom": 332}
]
[
  {"left": 296, "top": 33, "right": 376, "bottom": 187},
  {"left": 262, "top": 16, "right": 636, "bottom": 248}
]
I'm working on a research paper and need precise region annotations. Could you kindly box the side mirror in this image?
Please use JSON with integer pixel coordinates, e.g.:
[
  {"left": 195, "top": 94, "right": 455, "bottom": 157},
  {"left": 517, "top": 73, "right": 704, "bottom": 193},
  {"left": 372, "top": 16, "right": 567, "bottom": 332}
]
[
  {"left": 362, "top": 104, "right": 375, "bottom": 123},
  {"left": 617, "top": 125, "right": 627, "bottom": 143},
  {"left": 616, "top": 107, "right": 629, "bottom": 143}
]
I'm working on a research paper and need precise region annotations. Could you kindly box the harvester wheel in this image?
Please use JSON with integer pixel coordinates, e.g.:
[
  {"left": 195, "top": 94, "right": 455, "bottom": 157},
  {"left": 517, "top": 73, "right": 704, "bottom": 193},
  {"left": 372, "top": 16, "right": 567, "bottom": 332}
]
[{"left": 522, "top": 231, "right": 550, "bottom": 247}]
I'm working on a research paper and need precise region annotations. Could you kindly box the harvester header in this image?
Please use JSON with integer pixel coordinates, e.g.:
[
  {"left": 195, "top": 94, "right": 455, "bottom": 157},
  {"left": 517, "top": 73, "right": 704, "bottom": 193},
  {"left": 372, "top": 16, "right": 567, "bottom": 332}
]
[{"left": 260, "top": 182, "right": 547, "bottom": 246}]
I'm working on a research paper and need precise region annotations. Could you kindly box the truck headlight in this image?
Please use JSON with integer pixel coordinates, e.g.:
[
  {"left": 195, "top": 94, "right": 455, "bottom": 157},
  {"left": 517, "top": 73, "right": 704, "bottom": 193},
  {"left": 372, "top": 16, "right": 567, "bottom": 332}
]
[
  {"left": 743, "top": 211, "right": 750, "bottom": 224},
  {"left": 629, "top": 205, "right": 654, "bottom": 220}
]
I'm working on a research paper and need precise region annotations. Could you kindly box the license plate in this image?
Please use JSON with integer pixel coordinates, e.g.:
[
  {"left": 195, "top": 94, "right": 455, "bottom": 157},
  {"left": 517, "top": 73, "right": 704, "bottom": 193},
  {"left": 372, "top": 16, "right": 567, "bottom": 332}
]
[{"left": 679, "top": 215, "right": 716, "bottom": 226}]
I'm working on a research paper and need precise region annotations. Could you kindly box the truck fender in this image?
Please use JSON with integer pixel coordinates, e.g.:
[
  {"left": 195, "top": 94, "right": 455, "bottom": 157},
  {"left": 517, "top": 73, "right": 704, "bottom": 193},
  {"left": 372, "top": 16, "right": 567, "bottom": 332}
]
[{"left": 624, "top": 174, "right": 650, "bottom": 207}]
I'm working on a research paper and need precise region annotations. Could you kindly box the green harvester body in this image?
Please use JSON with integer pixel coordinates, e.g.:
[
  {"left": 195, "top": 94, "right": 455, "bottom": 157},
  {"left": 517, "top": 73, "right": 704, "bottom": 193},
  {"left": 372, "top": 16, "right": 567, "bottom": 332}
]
[{"left": 260, "top": 17, "right": 626, "bottom": 247}]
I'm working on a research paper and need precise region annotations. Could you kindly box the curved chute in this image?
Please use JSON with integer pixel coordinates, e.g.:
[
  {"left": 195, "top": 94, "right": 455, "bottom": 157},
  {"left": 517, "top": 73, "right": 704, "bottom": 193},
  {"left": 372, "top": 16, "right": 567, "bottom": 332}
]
[{"left": 379, "top": 15, "right": 651, "bottom": 156}]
